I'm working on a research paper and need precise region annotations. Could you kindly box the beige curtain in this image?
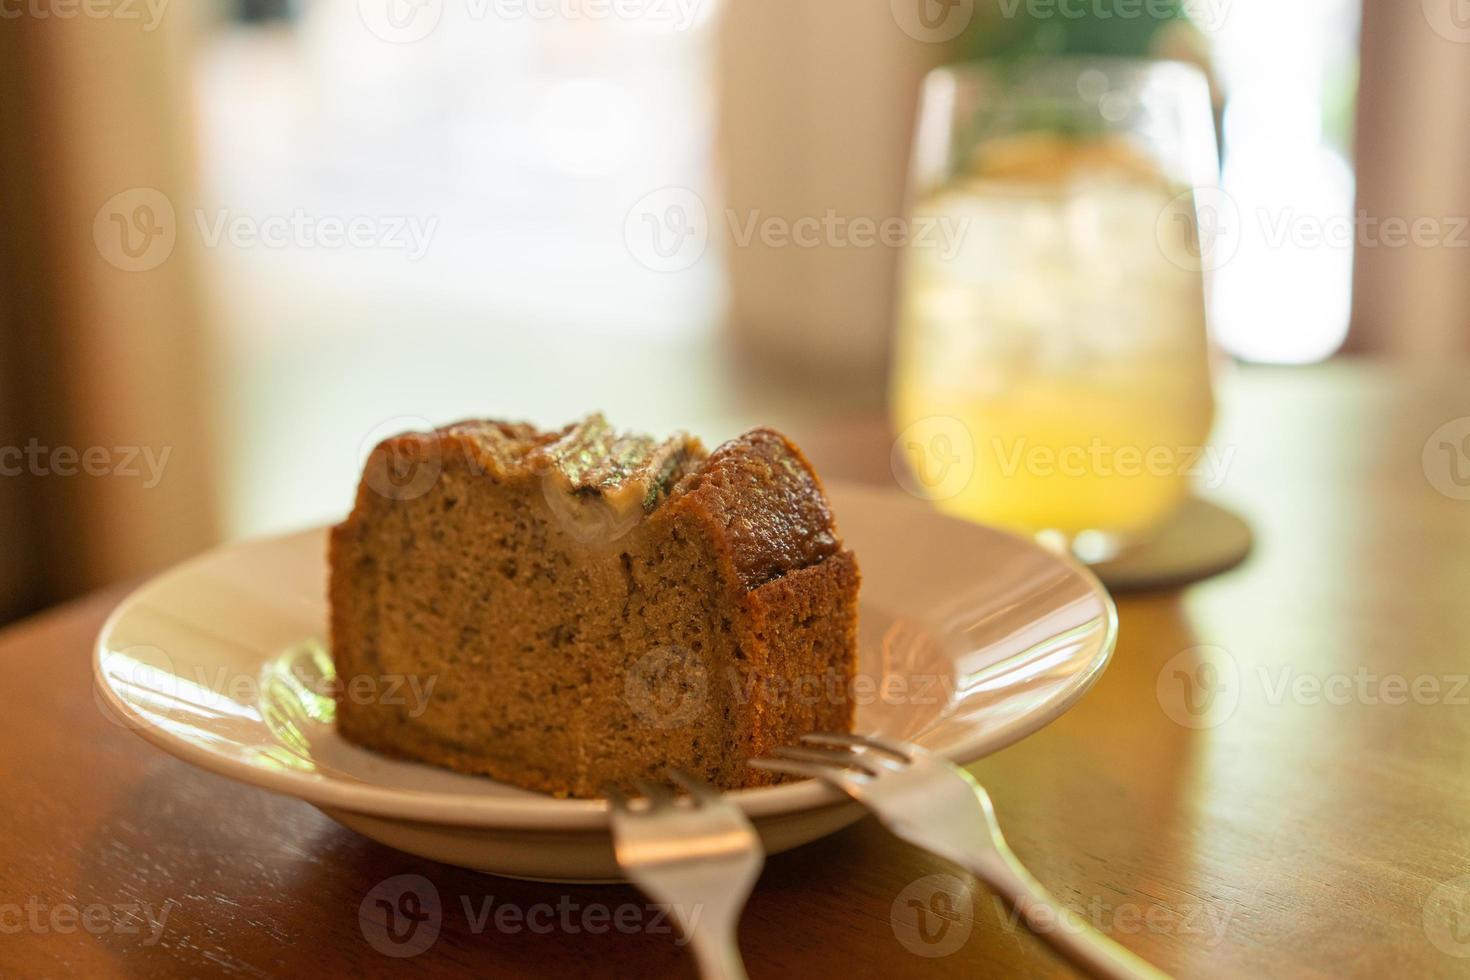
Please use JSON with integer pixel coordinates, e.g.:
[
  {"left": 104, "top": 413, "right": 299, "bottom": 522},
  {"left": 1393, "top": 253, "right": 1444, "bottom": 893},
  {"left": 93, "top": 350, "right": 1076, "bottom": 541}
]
[
  {"left": 1349, "top": 0, "right": 1470, "bottom": 355},
  {"left": 0, "top": 8, "right": 218, "bottom": 619}
]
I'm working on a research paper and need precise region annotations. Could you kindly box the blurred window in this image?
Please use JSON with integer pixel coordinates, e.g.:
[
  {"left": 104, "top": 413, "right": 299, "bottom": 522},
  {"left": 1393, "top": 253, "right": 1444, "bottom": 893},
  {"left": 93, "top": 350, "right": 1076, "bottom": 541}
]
[
  {"left": 194, "top": 1, "right": 725, "bottom": 536},
  {"left": 1206, "top": 0, "right": 1361, "bottom": 364}
]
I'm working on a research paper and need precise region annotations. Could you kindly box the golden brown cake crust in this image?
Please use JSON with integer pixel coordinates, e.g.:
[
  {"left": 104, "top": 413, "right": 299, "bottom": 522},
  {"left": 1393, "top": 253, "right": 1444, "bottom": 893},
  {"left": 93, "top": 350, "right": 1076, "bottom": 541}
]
[
  {"left": 329, "top": 416, "right": 859, "bottom": 798},
  {"left": 667, "top": 428, "right": 842, "bottom": 592}
]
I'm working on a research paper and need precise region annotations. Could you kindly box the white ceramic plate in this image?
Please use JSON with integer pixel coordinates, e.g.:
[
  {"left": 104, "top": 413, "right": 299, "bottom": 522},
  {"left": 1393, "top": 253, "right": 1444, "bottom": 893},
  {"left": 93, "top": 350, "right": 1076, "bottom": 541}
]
[{"left": 94, "top": 482, "right": 1116, "bottom": 882}]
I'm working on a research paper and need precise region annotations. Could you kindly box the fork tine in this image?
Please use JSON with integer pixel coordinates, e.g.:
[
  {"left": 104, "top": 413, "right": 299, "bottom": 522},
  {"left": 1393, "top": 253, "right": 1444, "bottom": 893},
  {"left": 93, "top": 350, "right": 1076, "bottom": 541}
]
[
  {"left": 604, "top": 784, "right": 631, "bottom": 810},
  {"left": 772, "top": 745, "right": 884, "bottom": 777},
  {"left": 635, "top": 779, "right": 676, "bottom": 809},
  {"left": 668, "top": 769, "right": 720, "bottom": 806},
  {"left": 798, "top": 737, "right": 908, "bottom": 772},
  {"left": 748, "top": 757, "right": 839, "bottom": 783},
  {"left": 802, "top": 732, "right": 914, "bottom": 762}
]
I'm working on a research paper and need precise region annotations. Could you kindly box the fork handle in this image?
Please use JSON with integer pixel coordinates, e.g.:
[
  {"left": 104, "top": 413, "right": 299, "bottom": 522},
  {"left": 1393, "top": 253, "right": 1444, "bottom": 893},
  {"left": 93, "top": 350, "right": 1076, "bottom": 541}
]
[
  {"left": 967, "top": 846, "right": 1172, "bottom": 980},
  {"left": 685, "top": 922, "right": 748, "bottom": 980}
]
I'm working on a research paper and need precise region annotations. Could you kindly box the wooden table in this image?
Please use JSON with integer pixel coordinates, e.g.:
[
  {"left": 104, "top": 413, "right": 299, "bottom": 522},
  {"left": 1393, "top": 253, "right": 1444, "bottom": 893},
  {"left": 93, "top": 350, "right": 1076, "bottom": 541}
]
[{"left": 5, "top": 362, "right": 1470, "bottom": 978}]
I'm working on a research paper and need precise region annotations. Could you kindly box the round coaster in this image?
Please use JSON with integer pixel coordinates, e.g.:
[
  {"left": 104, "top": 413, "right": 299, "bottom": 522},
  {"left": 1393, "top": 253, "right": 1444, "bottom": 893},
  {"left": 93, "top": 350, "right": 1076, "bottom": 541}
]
[{"left": 1089, "top": 497, "right": 1254, "bottom": 593}]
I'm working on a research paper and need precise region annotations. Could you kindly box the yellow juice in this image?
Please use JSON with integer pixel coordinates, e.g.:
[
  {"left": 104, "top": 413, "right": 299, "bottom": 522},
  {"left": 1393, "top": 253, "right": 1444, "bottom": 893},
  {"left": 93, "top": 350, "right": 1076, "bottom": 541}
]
[
  {"left": 892, "top": 368, "right": 1214, "bottom": 539},
  {"left": 891, "top": 137, "right": 1216, "bottom": 543}
]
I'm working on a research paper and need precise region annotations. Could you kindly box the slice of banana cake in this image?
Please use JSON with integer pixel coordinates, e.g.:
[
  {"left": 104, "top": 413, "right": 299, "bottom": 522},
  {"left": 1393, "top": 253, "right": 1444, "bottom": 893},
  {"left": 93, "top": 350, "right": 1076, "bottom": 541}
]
[{"left": 329, "top": 414, "right": 859, "bottom": 798}]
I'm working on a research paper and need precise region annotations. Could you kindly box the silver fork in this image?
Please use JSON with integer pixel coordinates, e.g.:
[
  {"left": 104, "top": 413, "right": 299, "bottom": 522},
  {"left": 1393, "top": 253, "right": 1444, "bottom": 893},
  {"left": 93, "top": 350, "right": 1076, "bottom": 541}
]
[
  {"left": 753, "top": 734, "right": 1172, "bottom": 980},
  {"left": 607, "top": 772, "right": 763, "bottom": 980}
]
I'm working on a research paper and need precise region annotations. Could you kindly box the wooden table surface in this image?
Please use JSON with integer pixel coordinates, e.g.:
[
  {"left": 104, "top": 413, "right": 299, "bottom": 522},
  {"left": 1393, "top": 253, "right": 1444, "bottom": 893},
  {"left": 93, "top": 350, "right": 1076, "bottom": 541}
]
[{"left": 5, "top": 362, "right": 1470, "bottom": 979}]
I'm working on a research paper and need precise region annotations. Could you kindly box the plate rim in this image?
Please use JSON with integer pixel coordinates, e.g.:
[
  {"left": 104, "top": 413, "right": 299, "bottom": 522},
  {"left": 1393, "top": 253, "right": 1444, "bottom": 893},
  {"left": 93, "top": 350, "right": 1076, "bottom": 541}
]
[{"left": 93, "top": 482, "right": 1118, "bottom": 830}]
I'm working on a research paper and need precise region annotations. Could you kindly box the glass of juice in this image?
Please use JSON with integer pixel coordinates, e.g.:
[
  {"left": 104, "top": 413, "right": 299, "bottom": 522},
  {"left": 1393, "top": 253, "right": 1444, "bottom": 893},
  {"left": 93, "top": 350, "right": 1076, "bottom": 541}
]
[{"left": 890, "top": 58, "right": 1222, "bottom": 562}]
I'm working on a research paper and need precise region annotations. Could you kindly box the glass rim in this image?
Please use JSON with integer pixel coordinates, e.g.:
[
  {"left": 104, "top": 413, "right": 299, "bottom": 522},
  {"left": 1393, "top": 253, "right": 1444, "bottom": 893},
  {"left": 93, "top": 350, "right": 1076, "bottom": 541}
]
[
  {"left": 923, "top": 55, "right": 1211, "bottom": 89},
  {"left": 907, "top": 53, "right": 1221, "bottom": 197}
]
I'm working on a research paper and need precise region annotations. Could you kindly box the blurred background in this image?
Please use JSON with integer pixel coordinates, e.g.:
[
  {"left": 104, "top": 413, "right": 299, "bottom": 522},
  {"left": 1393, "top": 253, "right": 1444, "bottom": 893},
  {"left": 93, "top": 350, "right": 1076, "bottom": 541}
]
[{"left": 0, "top": 0, "right": 1466, "bottom": 624}]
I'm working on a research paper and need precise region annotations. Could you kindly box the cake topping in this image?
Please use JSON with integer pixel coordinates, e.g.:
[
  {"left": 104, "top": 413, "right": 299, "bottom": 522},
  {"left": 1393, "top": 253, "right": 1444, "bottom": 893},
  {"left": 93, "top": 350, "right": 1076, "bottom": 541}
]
[{"left": 529, "top": 414, "right": 704, "bottom": 543}]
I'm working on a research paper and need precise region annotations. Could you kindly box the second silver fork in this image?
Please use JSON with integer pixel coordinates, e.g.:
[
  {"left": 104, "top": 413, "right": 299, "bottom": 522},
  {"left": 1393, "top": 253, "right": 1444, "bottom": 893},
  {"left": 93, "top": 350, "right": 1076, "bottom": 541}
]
[{"left": 754, "top": 734, "right": 1172, "bottom": 980}]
